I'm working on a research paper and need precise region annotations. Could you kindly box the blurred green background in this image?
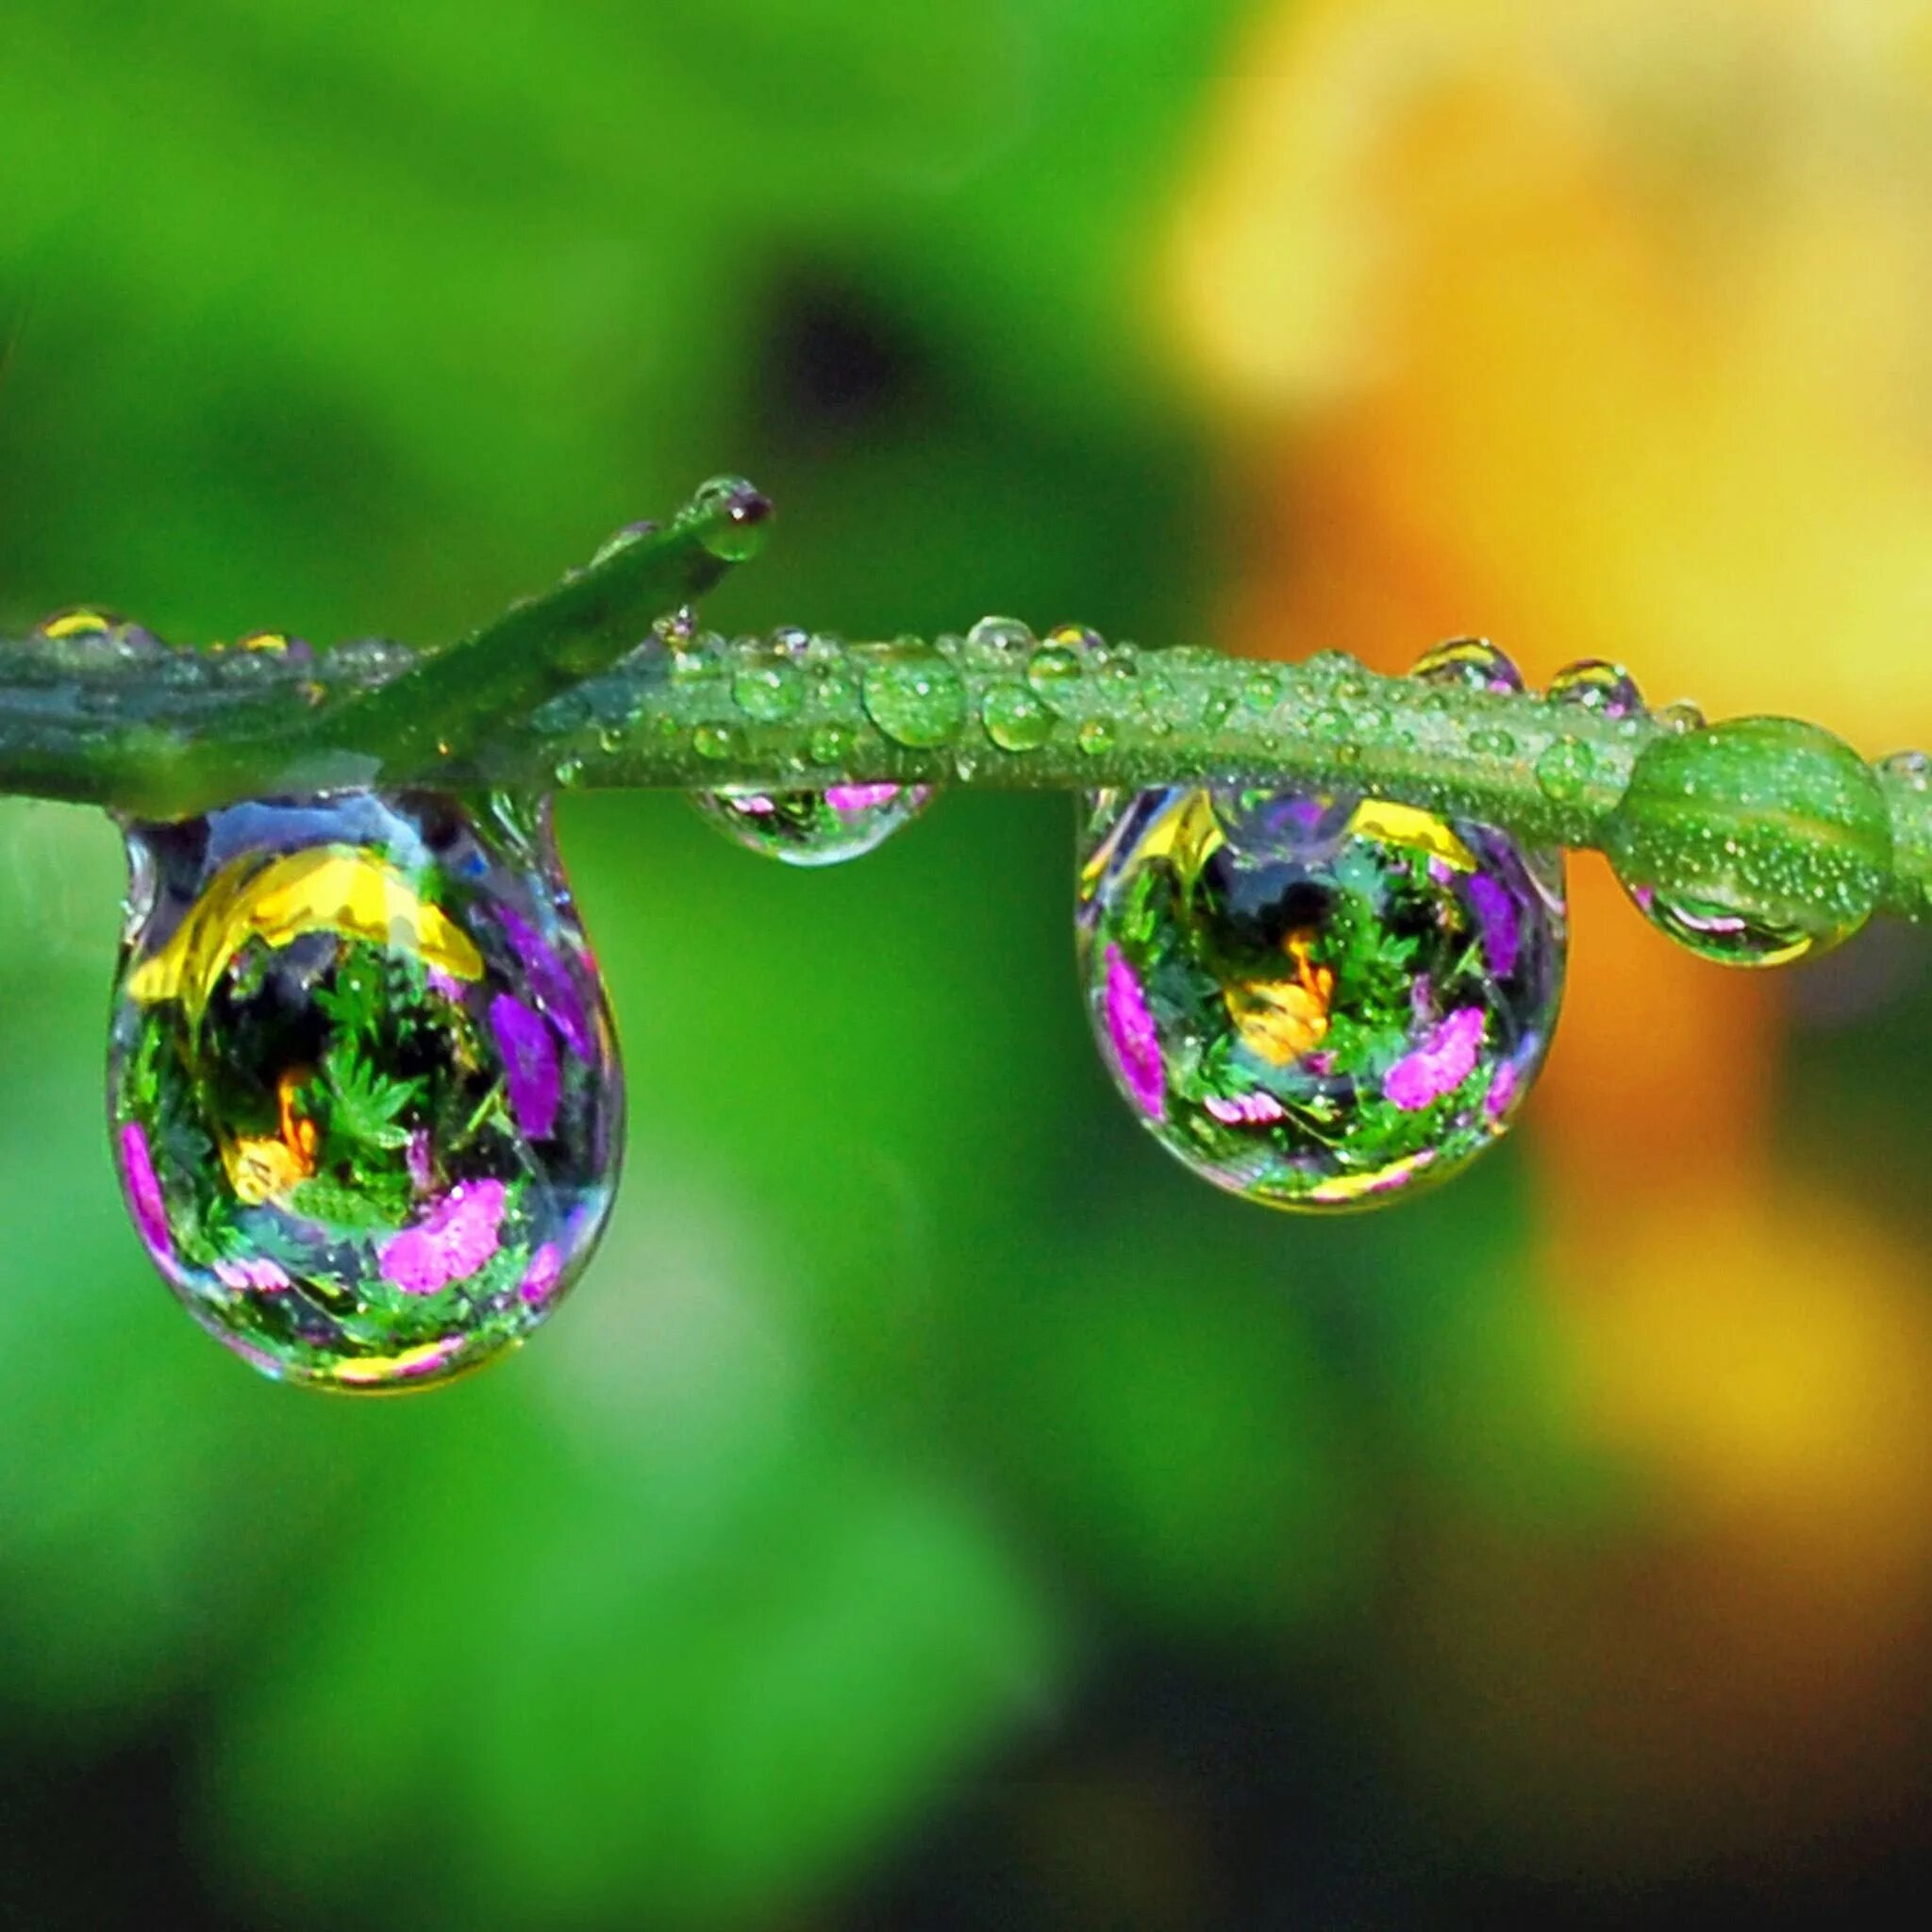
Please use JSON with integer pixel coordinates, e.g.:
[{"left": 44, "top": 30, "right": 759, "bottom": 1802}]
[{"left": 7, "top": 2, "right": 1932, "bottom": 1925}]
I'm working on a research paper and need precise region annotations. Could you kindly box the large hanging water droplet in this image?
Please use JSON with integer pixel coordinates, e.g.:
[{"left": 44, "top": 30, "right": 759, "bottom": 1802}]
[
  {"left": 1411, "top": 636, "right": 1524, "bottom": 694},
  {"left": 689, "top": 785, "right": 933, "bottom": 866},
  {"left": 861, "top": 642, "right": 966, "bottom": 747},
  {"left": 1077, "top": 787, "right": 1566, "bottom": 1209},
  {"left": 1604, "top": 717, "right": 1891, "bottom": 966},
  {"left": 108, "top": 791, "right": 623, "bottom": 1391}
]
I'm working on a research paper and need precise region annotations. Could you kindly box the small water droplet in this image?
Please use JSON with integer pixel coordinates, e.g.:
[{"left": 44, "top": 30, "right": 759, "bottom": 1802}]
[
  {"left": 554, "top": 757, "right": 586, "bottom": 788},
  {"left": 1077, "top": 718, "right": 1118, "bottom": 758},
  {"left": 1534, "top": 736, "right": 1597, "bottom": 804},
  {"left": 691, "top": 724, "right": 737, "bottom": 763},
  {"left": 808, "top": 722, "right": 854, "bottom": 766},
  {"left": 982, "top": 683, "right": 1056, "bottom": 752},
  {"left": 861, "top": 643, "right": 967, "bottom": 748},
  {"left": 966, "top": 616, "right": 1037, "bottom": 660},
  {"left": 731, "top": 649, "right": 805, "bottom": 724},
  {"left": 1411, "top": 637, "right": 1524, "bottom": 694},
  {"left": 690, "top": 786, "right": 932, "bottom": 866},
  {"left": 1201, "top": 691, "right": 1236, "bottom": 731},
  {"left": 654, "top": 606, "right": 699, "bottom": 646},
  {"left": 1241, "top": 668, "right": 1281, "bottom": 712},
  {"left": 1078, "top": 787, "right": 1565, "bottom": 1209},
  {"left": 1654, "top": 699, "right": 1707, "bottom": 735},
  {"left": 108, "top": 791, "right": 622, "bottom": 1390},
  {"left": 1547, "top": 658, "right": 1643, "bottom": 718},
  {"left": 1877, "top": 749, "right": 1932, "bottom": 792},
  {"left": 1026, "top": 643, "right": 1084, "bottom": 705},
  {"left": 1468, "top": 727, "right": 1518, "bottom": 758},
  {"left": 689, "top": 475, "right": 773, "bottom": 562}
]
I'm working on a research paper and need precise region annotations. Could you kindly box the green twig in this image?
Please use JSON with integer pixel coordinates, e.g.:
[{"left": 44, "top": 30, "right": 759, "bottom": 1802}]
[{"left": 2, "top": 477, "right": 1927, "bottom": 933}]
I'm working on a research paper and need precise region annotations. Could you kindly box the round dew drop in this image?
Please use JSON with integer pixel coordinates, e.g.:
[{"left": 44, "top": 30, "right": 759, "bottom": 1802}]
[
  {"left": 861, "top": 644, "right": 967, "bottom": 748},
  {"left": 108, "top": 791, "right": 624, "bottom": 1392},
  {"left": 1546, "top": 658, "right": 1643, "bottom": 718},
  {"left": 689, "top": 785, "right": 933, "bottom": 865},
  {"left": 1410, "top": 636, "right": 1524, "bottom": 694},
  {"left": 1604, "top": 716, "right": 1891, "bottom": 966},
  {"left": 1077, "top": 786, "right": 1567, "bottom": 1209}
]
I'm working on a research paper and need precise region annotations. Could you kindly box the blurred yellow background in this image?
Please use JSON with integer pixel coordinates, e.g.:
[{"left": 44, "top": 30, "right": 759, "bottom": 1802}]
[{"left": 4, "top": 1, "right": 1932, "bottom": 1924}]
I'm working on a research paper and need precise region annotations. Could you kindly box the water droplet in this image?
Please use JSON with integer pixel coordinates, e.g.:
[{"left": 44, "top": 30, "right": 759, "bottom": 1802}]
[
  {"left": 654, "top": 606, "right": 699, "bottom": 646},
  {"left": 1046, "top": 624, "right": 1106, "bottom": 656},
  {"left": 731, "top": 649, "right": 805, "bottom": 724},
  {"left": 1468, "top": 727, "right": 1518, "bottom": 758},
  {"left": 688, "top": 475, "right": 773, "bottom": 562},
  {"left": 107, "top": 792, "right": 623, "bottom": 1391},
  {"left": 1606, "top": 718, "right": 1890, "bottom": 966},
  {"left": 554, "top": 757, "right": 585, "bottom": 788},
  {"left": 1077, "top": 718, "right": 1118, "bottom": 758},
  {"left": 808, "top": 722, "right": 854, "bottom": 766},
  {"left": 1877, "top": 749, "right": 1932, "bottom": 792},
  {"left": 691, "top": 724, "right": 738, "bottom": 762},
  {"left": 862, "top": 643, "right": 966, "bottom": 748},
  {"left": 1026, "top": 643, "right": 1084, "bottom": 705},
  {"left": 1241, "top": 668, "right": 1281, "bottom": 711},
  {"left": 690, "top": 786, "right": 933, "bottom": 866},
  {"left": 981, "top": 682, "right": 1056, "bottom": 752},
  {"left": 1534, "top": 737, "right": 1598, "bottom": 804},
  {"left": 1201, "top": 691, "right": 1236, "bottom": 731},
  {"left": 1547, "top": 657, "right": 1643, "bottom": 718},
  {"left": 966, "top": 616, "right": 1037, "bottom": 661},
  {"left": 1411, "top": 637, "right": 1524, "bottom": 694},
  {"left": 1078, "top": 787, "right": 1566, "bottom": 1208},
  {"left": 1654, "top": 699, "right": 1707, "bottom": 735}
]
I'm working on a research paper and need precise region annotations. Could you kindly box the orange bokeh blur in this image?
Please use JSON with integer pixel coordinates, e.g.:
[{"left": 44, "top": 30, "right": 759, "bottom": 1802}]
[{"left": 1168, "top": 0, "right": 1932, "bottom": 1842}]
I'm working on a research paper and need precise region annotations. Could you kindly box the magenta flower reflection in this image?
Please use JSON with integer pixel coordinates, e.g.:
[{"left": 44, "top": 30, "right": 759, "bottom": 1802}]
[
  {"left": 490, "top": 992, "right": 561, "bottom": 1140},
  {"left": 378, "top": 1179, "right": 508, "bottom": 1295},
  {"left": 496, "top": 907, "right": 594, "bottom": 1060},
  {"left": 119, "top": 1122, "right": 173, "bottom": 1262},
  {"left": 1104, "top": 943, "right": 1166, "bottom": 1120},
  {"left": 1384, "top": 1007, "right": 1487, "bottom": 1112},
  {"left": 520, "top": 1242, "right": 563, "bottom": 1307}
]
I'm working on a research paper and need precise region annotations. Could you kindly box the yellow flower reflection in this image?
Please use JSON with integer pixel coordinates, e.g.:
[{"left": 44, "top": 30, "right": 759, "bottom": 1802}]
[{"left": 129, "top": 846, "right": 483, "bottom": 1020}]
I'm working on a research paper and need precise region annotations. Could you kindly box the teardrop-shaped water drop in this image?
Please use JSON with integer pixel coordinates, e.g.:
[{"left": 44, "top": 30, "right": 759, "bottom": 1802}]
[
  {"left": 1077, "top": 786, "right": 1566, "bottom": 1209},
  {"left": 108, "top": 791, "right": 623, "bottom": 1391},
  {"left": 1546, "top": 658, "right": 1643, "bottom": 718},
  {"left": 1410, "top": 636, "right": 1524, "bottom": 694},
  {"left": 690, "top": 785, "right": 933, "bottom": 866}
]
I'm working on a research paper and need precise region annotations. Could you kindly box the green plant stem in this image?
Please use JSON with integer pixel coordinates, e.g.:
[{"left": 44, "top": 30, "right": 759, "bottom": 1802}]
[{"left": 2, "top": 478, "right": 1928, "bottom": 928}]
